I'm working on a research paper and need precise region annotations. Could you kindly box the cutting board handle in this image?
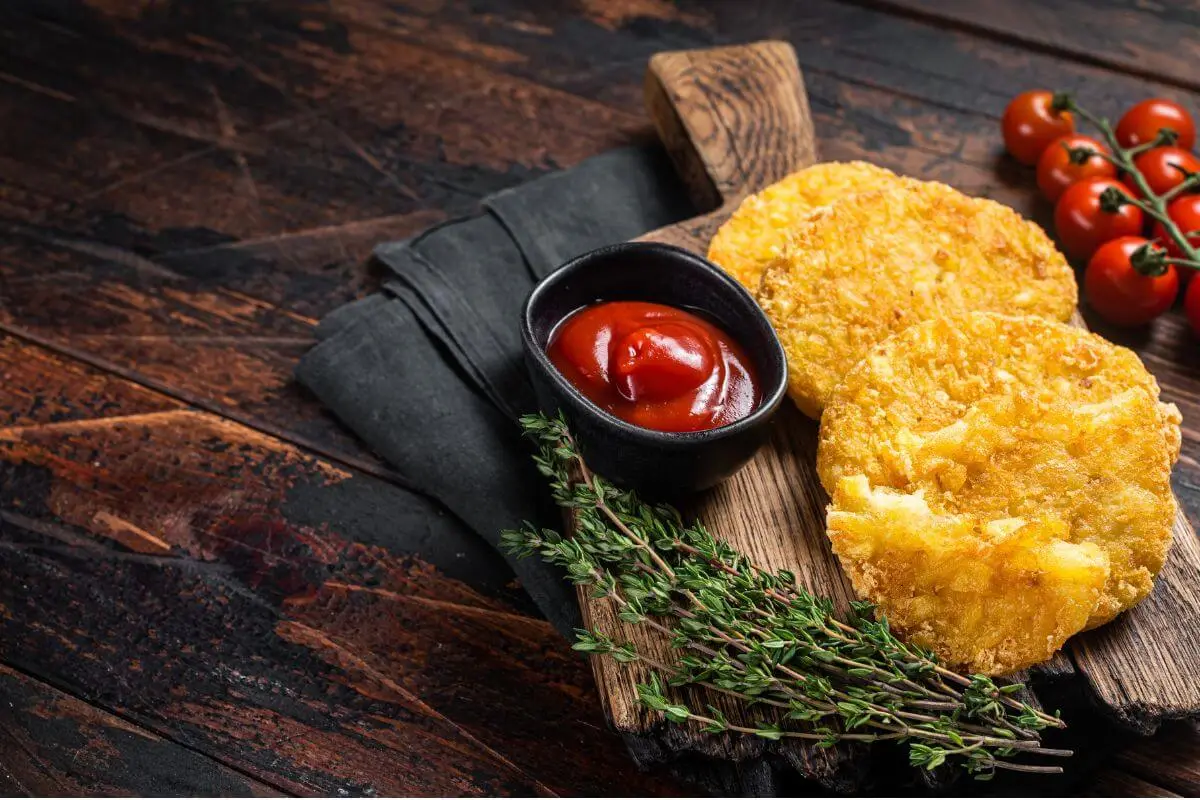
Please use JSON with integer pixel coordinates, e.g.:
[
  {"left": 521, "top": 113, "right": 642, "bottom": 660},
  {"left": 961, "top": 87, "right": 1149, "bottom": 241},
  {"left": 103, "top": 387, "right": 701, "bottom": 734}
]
[{"left": 644, "top": 41, "right": 818, "bottom": 212}]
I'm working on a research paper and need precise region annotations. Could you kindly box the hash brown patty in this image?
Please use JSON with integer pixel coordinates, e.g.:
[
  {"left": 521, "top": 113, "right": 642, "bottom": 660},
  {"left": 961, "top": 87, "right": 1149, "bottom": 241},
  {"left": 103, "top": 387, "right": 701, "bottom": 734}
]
[
  {"left": 817, "top": 313, "right": 1181, "bottom": 673},
  {"left": 706, "top": 161, "right": 902, "bottom": 291},
  {"left": 756, "top": 180, "right": 1077, "bottom": 418}
]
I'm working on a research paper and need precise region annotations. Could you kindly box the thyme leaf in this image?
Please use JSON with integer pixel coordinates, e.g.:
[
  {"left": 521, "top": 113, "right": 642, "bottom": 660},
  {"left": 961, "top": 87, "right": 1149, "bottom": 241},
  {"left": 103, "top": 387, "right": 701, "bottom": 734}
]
[{"left": 505, "top": 412, "right": 1070, "bottom": 779}]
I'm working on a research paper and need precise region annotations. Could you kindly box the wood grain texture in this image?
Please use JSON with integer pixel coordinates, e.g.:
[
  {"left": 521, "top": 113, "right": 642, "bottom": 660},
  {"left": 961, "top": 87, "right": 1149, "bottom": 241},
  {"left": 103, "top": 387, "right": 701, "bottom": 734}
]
[
  {"left": 859, "top": 0, "right": 1200, "bottom": 93},
  {"left": 1078, "top": 768, "right": 1183, "bottom": 798},
  {"left": 0, "top": 664, "right": 281, "bottom": 797},
  {"left": 1112, "top": 721, "right": 1200, "bottom": 797},
  {"left": 0, "top": 0, "right": 648, "bottom": 476},
  {"left": 0, "top": 1, "right": 1198, "bottom": 795},
  {"left": 0, "top": 334, "right": 684, "bottom": 797},
  {"left": 4, "top": 0, "right": 1198, "bottom": 481},
  {"left": 1071, "top": 508, "right": 1200, "bottom": 734},
  {"left": 645, "top": 41, "right": 817, "bottom": 211},
  {"left": 384, "top": 0, "right": 1200, "bottom": 239}
]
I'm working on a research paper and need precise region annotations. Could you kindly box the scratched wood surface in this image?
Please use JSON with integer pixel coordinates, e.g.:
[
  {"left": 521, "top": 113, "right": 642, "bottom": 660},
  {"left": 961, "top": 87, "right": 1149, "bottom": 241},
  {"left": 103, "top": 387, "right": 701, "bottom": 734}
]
[{"left": 1, "top": 0, "right": 1199, "bottom": 796}]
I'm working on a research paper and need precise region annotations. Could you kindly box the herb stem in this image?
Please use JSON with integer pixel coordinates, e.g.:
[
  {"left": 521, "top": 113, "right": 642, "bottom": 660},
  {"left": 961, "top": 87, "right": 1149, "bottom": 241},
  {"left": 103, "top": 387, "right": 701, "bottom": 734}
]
[
  {"left": 672, "top": 536, "right": 1061, "bottom": 729},
  {"left": 507, "top": 413, "right": 1071, "bottom": 780},
  {"left": 1065, "top": 97, "right": 1200, "bottom": 264}
]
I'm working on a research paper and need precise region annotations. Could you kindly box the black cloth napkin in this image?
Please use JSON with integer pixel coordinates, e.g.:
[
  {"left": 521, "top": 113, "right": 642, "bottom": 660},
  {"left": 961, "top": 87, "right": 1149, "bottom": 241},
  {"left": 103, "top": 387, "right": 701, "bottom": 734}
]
[{"left": 296, "top": 146, "right": 695, "bottom": 635}]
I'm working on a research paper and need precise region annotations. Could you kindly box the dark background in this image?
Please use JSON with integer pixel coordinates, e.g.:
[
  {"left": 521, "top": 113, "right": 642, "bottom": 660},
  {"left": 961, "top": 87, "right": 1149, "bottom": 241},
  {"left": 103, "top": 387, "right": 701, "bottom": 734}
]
[{"left": 0, "top": 0, "right": 1197, "bottom": 796}]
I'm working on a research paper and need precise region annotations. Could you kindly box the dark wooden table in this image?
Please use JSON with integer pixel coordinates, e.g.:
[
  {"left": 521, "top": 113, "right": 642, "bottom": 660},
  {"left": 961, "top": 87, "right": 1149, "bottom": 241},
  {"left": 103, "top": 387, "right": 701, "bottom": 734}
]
[{"left": 1, "top": 1, "right": 1198, "bottom": 796}]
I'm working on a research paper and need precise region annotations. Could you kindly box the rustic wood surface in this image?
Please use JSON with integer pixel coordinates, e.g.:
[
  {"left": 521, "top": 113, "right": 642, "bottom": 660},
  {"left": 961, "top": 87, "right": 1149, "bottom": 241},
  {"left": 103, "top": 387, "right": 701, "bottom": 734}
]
[{"left": 1, "top": 0, "right": 1198, "bottom": 795}]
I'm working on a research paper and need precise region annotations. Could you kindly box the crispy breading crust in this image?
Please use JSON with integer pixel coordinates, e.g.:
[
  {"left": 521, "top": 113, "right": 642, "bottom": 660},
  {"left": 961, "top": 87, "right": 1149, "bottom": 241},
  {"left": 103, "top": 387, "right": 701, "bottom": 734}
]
[
  {"left": 828, "top": 477, "right": 1110, "bottom": 675},
  {"left": 756, "top": 181, "right": 1078, "bottom": 418},
  {"left": 706, "top": 161, "right": 903, "bottom": 291},
  {"left": 818, "top": 313, "right": 1181, "bottom": 673}
]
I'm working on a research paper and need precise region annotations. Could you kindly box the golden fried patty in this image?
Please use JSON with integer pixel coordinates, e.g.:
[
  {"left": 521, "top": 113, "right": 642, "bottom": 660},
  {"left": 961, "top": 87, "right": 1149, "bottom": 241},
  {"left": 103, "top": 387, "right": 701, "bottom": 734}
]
[
  {"left": 829, "top": 477, "right": 1109, "bottom": 675},
  {"left": 818, "top": 313, "right": 1181, "bottom": 674},
  {"left": 707, "top": 161, "right": 902, "bottom": 291},
  {"left": 756, "top": 180, "right": 1078, "bottom": 418}
]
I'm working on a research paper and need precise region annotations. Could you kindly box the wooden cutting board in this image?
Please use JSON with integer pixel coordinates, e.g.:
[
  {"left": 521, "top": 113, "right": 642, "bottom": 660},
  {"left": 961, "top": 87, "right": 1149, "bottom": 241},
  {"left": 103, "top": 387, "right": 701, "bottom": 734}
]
[{"left": 573, "top": 40, "right": 1200, "bottom": 788}]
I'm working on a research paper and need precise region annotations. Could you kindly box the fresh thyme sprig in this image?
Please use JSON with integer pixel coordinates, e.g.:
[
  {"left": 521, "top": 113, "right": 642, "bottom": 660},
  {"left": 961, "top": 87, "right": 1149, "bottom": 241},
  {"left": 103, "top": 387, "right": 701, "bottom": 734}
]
[{"left": 502, "top": 412, "right": 1071, "bottom": 780}]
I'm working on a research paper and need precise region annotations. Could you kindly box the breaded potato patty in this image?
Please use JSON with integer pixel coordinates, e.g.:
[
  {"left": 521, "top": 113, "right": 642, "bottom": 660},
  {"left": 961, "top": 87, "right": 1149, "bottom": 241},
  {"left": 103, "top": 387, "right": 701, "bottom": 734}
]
[
  {"left": 818, "top": 313, "right": 1181, "bottom": 673},
  {"left": 707, "top": 161, "right": 902, "bottom": 291},
  {"left": 829, "top": 477, "right": 1110, "bottom": 675},
  {"left": 756, "top": 181, "right": 1078, "bottom": 418}
]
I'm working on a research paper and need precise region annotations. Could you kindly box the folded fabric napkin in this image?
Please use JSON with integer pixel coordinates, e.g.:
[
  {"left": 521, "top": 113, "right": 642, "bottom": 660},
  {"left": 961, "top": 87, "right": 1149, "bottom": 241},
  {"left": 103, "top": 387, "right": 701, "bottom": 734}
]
[{"left": 296, "top": 146, "right": 695, "bottom": 635}]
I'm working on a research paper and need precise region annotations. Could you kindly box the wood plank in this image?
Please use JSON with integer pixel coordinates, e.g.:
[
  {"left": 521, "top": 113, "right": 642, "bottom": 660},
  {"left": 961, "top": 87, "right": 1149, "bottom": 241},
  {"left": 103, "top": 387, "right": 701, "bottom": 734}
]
[
  {"left": 0, "top": 334, "right": 684, "bottom": 797},
  {"left": 0, "top": 2, "right": 1197, "bottom": 786},
  {"left": 5, "top": 0, "right": 1199, "bottom": 494},
  {"left": 2, "top": 0, "right": 1190, "bottom": 309},
  {"left": 1078, "top": 768, "right": 1181, "bottom": 798},
  {"left": 0, "top": 2, "right": 643, "bottom": 243},
  {"left": 1072, "top": 508, "right": 1200, "bottom": 734},
  {"left": 0, "top": 0, "right": 651, "bottom": 473},
  {"left": 0, "top": 664, "right": 282, "bottom": 797},
  {"left": 1112, "top": 721, "right": 1200, "bottom": 797},
  {"left": 367, "top": 0, "right": 1200, "bottom": 287},
  {"left": 0, "top": 238, "right": 369, "bottom": 474},
  {"left": 852, "top": 0, "right": 1200, "bottom": 93}
]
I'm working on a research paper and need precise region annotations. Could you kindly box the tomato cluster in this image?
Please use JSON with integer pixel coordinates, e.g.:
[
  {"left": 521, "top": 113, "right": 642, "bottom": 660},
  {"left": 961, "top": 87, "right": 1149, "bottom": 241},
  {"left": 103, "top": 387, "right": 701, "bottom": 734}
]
[{"left": 1003, "top": 92, "right": 1200, "bottom": 329}]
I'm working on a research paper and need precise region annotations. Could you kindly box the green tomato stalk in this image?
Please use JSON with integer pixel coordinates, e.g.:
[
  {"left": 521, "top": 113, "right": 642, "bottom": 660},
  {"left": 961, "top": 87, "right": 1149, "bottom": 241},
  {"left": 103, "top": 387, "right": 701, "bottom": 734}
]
[{"left": 1055, "top": 94, "right": 1200, "bottom": 276}]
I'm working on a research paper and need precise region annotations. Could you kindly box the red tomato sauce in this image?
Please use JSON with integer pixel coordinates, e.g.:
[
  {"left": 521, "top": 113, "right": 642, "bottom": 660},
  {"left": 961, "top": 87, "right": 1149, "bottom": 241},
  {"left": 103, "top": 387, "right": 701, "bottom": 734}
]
[{"left": 546, "top": 301, "right": 761, "bottom": 432}]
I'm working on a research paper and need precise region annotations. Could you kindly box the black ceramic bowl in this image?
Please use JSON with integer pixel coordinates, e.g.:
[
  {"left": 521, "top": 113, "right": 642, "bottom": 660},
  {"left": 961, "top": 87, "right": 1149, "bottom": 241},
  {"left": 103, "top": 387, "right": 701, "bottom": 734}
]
[{"left": 521, "top": 241, "right": 788, "bottom": 499}]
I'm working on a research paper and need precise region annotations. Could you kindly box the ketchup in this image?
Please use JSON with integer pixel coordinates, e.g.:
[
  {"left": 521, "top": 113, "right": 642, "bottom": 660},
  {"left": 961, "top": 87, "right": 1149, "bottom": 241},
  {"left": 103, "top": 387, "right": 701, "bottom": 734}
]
[{"left": 546, "top": 301, "right": 760, "bottom": 433}]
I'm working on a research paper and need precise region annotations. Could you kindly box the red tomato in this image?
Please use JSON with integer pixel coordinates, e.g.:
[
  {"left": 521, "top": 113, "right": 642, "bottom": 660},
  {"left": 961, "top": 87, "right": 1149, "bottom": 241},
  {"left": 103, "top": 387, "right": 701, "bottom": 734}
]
[
  {"left": 1185, "top": 276, "right": 1200, "bottom": 335},
  {"left": 1124, "top": 146, "right": 1200, "bottom": 198},
  {"left": 1084, "top": 237, "right": 1178, "bottom": 326},
  {"left": 1002, "top": 90, "right": 1075, "bottom": 165},
  {"left": 1036, "top": 134, "right": 1115, "bottom": 202},
  {"left": 1054, "top": 177, "right": 1146, "bottom": 260},
  {"left": 1116, "top": 98, "right": 1196, "bottom": 151},
  {"left": 1152, "top": 193, "right": 1200, "bottom": 260}
]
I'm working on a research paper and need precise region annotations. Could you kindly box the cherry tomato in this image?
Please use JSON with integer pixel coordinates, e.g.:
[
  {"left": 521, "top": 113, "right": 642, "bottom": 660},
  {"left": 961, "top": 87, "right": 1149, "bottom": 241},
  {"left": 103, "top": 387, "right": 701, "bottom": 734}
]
[
  {"left": 1115, "top": 98, "right": 1196, "bottom": 151},
  {"left": 1085, "top": 236, "right": 1178, "bottom": 326},
  {"left": 1152, "top": 193, "right": 1200, "bottom": 260},
  {"left": 1184, "top": 276, "right": 1200, "bottom": 335},
  {"left": 1124, "top": 146, "right": 1200, "bottom": 198},
  {"left": 1036, "top": 134, "right": 1115, "bottom": 202},
  {"left": 1054, "top": 177, "right": 1146, "bottom": 260},
  {"left": 1002, "top": 90, "right": 1075, "bottom": 165}
]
